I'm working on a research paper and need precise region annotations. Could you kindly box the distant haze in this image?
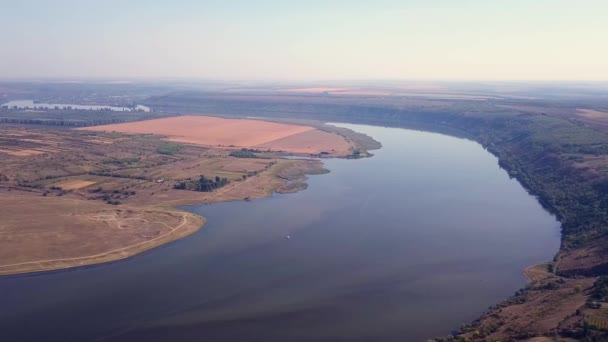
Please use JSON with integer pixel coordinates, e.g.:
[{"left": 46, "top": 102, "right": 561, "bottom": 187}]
[{"left": 1, "top": 0, "right": 607, "bottom": 81}]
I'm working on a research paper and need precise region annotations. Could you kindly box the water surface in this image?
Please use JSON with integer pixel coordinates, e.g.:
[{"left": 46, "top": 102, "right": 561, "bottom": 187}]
[
  {"left": 1, "top": 99, "right": 150, "bottom": 112},
  {"left": 0, "top": 124, "right": 560, "bottom": 341}
]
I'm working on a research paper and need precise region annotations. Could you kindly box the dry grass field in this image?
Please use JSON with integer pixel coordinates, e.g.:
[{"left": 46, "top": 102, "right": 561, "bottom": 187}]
[
  {"left": 78, "top": 115, "right": 353, "bottom": 155},
  {"left": 0, "top": 122, "right": 352, "bottom": 275},
  {"left": 0, "top": 192, "right": 202, "bottom": 275}
]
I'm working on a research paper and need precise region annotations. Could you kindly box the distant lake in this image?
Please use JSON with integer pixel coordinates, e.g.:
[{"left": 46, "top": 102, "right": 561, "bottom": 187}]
[
  {"left": 0, "top": 123, "right": 560, "bottom": 342},
  {"left": 1, "top": 99, "right": 150, "bottom": 112}
]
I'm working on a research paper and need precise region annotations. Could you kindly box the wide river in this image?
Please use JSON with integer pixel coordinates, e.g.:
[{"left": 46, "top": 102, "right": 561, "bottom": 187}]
[{"left": 0, "top": 123, "right": 560, "bottom": 341}]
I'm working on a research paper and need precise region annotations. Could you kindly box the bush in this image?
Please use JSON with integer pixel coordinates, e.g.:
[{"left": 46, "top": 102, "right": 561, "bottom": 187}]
[
  {"left": 157, "top": 142, "right": 182, "bottom": 155},
  {"left": 591, "top": 277, "right": 608, "bottom": 301}
]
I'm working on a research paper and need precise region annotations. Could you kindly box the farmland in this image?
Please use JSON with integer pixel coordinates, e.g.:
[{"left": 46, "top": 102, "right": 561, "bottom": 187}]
[{"left": 78, "top": 115, "right": 354, "bottom": 156}]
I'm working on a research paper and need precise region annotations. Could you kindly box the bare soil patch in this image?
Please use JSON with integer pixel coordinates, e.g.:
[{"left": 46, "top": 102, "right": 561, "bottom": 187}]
[
  {"left": 256, "top": 128, "right": 352, "bottom": 155},
  {"left": 0, "top": 148, "right": 45, "bottom": 156},
  {"left": 78, "top": 115, "right": 352, "bottom": 155},
  {"left": 53, "top": 179, "right": 97, "bottom": 190}
]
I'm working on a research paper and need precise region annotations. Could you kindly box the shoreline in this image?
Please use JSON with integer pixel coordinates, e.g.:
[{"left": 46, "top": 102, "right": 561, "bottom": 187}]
[
  {"left": 0, "top": 162, "right": 323, "bottom": 276},
  {"left": 0, "top": 146, "right": 363, "bottom": 277},
  {"left": 523, "top": 262, "right": 553, "bottom": 283},
  {"left": 0, "top": 208, "right": 204, "bottom": 277},
  {"left": 0, "top": 118, "right": 380, "bottom": 277}
]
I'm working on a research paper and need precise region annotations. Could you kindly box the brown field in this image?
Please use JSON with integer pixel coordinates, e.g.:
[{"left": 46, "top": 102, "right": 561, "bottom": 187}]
[
  {"left": 0, "top": 123, "right": 353, "bottom": 275},
  {"left": 0, "top": 127, "right": 117, "bottom": 158},
  {"left": 53, "top": 179, "right": 97, "bottom": 190},
  {"left": 78, "top": 115, "right": 352, "bottom": 155},
  {"left": 0, "top": 192, "right": 202, "bottom": 275},
  {"left": 0, "top": 148, "right": 45, "bottom": 156},
  {"left": 256, "top": 128, "right": 352, "bottom": 154}
]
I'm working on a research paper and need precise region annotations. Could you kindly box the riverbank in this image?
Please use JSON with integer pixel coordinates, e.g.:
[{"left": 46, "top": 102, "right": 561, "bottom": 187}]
[
  {"left": 0, "top": 119, "right": 378, "bottom": 276},
  {"left": 0, "top": 159, "right": 325, "bottom": 276},
  {"left": 0, "top": 196, "right": 204, "bottom": 276},
  {"left": 524, "top": 263, "right": 553, "bottom": 283}
]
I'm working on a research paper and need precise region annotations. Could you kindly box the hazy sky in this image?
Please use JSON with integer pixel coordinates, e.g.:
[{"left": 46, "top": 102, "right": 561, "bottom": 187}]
[{"left": 1, "top": 0, "right": 607, "bottom": 81}]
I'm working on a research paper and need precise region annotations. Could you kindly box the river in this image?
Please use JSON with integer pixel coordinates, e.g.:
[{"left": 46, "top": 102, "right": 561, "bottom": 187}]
[
  {"left": 0, "top": 123, "right": 560, "bottom": 341},
  {"left": 1, "top": 99, "right": 150, "bottom": 112}
]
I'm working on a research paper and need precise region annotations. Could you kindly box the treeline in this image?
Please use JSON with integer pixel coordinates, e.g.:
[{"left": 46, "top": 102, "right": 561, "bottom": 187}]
[
  {"left": 0, "top": 110, "right": 171, "bottom": 127},
  {"left": 229, "top": 148, "right": 259, "bottom": 158},
  {"left": 0, "top": 117, "right": 126, "bottom": 127},
  {"left": 174, "top": 175, "right": 229, "bottom": 192},
  {"left": 87, "top": 187, "right": 136, "bottom": 205},
  {"left": 88, "top": 171, "right": 147, "bottom": 180}
]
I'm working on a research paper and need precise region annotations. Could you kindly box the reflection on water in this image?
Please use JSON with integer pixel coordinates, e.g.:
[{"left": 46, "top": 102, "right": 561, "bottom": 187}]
[
  {"left": 1, "top": 99, "right": 150, "bottom": 112},
  {"left": 0, "top": 124, "right": 560, "bottom": 342}
]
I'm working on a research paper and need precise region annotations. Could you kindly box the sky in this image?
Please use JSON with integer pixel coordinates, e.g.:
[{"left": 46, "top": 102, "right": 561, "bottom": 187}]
[{"left": 1, "top": 0, "right": 607, "bottom": 81}]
